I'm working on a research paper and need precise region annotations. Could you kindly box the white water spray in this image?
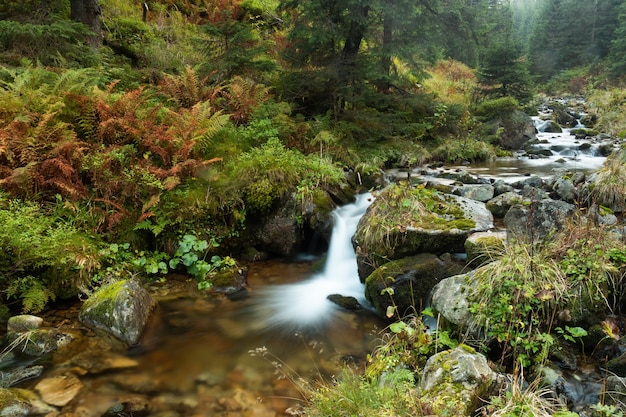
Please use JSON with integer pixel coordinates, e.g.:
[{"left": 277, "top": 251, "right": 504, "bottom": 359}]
[{"left": 251, "top": 193, "right": 374, "bottom": 330}]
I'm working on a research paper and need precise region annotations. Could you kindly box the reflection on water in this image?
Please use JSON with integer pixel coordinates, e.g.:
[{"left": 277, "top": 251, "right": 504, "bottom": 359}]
[{"left": 53, "top": 262, "right": 384, "bottom": 416}]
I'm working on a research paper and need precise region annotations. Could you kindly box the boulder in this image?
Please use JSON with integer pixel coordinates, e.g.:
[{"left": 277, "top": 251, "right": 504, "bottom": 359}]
[
  {"left": 504, "top": 199, "right": 576, "bottom": 243},
  {"left": 485, "top": 191, "right": 524, "bottom": 218},
  {"left": 464, "top": 230, "right": 506, "bottom": 268},
  {"left": 5, "top": 326, "right": 77, "bottom": 357},
  {"left": 0, "top": 366, "right": 43, "bottom": 388},
  {"left": 551, "top": 176, "right": 577, "bottom": 203},
  {"left": 6, "top": 315, "right": 43, "bottom": 333},
  {"left": 537, "top": 120, "right": 563, "bottom": 133},
  {"left": 454, "top": 184, "right": 494, "bottom": 202},
  {"left": 496, "top": 110, "right": 537, "bottom": 150},
  {"left": 419, "top": 346, "right": 496, "bottom": 417},
  {"left": 492, "top": 179, "right": 514, "bottom": 196},
  {"left": 79, "top": 280, "right": 156, "bottom": 346},
  {"left": 364, "top": 253, "right": 465, "bottom": 319},
  {"left": 353, "top": 183, "right": 493, "bottom": 281},
  {"left": 430, "top": 272, "right": 479, "bottom": 336}
]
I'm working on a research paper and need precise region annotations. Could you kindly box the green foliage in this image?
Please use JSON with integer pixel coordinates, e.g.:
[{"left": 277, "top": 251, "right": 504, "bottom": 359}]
[
  {"left": 228, "top": 137, "right": 345, "bottom": 214},
  {"left": 0, "top": 19, "right": 97, "bottom": 67},
  {"left": 473, "top": 96, "right": 520, "bottom": 120},
  {"left": 470, "top": 243, "right": 566, "bottom": 368},
  {"left": 0, "top": 194, "right": 100, "bottom": 312},
  {"left": 431, "top": 137, "right": 496, "bottom": 163}
]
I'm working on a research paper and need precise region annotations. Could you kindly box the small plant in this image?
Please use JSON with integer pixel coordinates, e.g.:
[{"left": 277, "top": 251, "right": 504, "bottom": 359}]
[{"left": 169, "top": 234, "right": 236, "bottom": 290}]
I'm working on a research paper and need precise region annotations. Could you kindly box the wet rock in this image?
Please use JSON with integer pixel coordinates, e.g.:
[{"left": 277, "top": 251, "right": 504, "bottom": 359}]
[
  {"left": 504, "top": 199, "right": 576, "bottom": 243},
  {"left": 326, "top": 294, "right": 362, "bottom": 311},
  {"left": 79, "top": 279, "right": 156, "bottom": 346},
  {"left": 419, "top": 346, "right": 496, "bottom": 417},
  {"left": 364, "top": 253, "right": 465, "bottom": 319},
  {"left": 0, "top": 388, "right": 30, "bottom": 417},
  {"left": 72, "top": 349, "right": 139, "bottom": 374},
  {"left": 537, "top": 119, "right": 563, "bottom": 133},
  {"left": 603, "top": 375, "right": 626, "bottom": 407},
  {"left": 464, "top": 230, "right": 506, "bottom": 268},
  {"left": 103, "top": 396, "right": 151, "bottom": 417},
  {"left": 34, "top": 374, "right": 83, "bottom": 407},
  {"left": 512, "top": 175, "right": 545, "bottom": 190},
  {"left": 212, "top": 267, "right": 248, "bottom": 296},
  {"left": 4, "top": 327, "right": 75, "bottom": 357},
  {"left": 485, "top": 191, "right": 524, "bottom": 218}
]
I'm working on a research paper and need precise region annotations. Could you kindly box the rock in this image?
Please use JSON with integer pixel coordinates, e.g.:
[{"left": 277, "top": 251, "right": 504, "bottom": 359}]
[
  {"left": 79, "top": 280, "right": 156, "bottom": 346},
  {"left": 492, "top": 179, "right": 514, "bottom": 196},
  {"left": 553, "top": 109, "right": 578, "bottom": 128},
  {"left": 102, "top": 396, "right": 151, "bottom": 417},
  {"left": 250, "top": 200, "right": 301, "bottom": 257},
  {"left": 485, "top": 191, "right": 523, "bottom": 218},
  {"left": 603, "top": 375, "right": 626, "bottom": 407},
  {"left": 34, "top": 374, "right": 83, "bottom": 407},
  {"left": 353, "top": 183, "right": 493, "bottom": 281},
  {"left": 537, "top": 119, "right": 563, "bottom": 133},
  {"left": 454, "top": 184, "right": 494, "bottom": 202},
  {"left": 211, "top": 267, "right": 248, "bottom": 296},
  {"left": 4, "top": 327, "right": 74, "bottom": 357},
  {"left": 6, "top": 315, "right": 43, "bottom": 333},
  {"left": 72, "top": 350, "right": 139, "bottom": 374},
  {"left": 504, "top": 199, "right": 576, "bottom": 243},
  {"left": 430, "top": 272, "right": 478, "bottom": 335},
  {"left": 464, "top": 230, "right": 506, "bottom": 267},
  {"left": 496, "top": 110, "right": 537, "bottom": 150},
  {"left": 364, "top": 253, "right": 465, "bottom": 320},
  {"left": 419, "top": 346, "right": 496, "bottom": 417},
  {"left": 326, "top": 294, "right": 362, "bottom": 311},
  {"left": 0, "top": 388, "right": 30, "bottom": 417},
  {"left": 0, "top": 366, "right": 44, "bottom": 388},
  {"left": 551, "top": 176, "right": 577, "bottom": 203},
  {"left": 512, "top": 175, "right": 545, "bottom": 190}
]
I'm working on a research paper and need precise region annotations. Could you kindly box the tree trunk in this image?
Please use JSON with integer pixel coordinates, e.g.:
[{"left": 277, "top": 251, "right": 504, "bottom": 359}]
[{"left": 70, "top": 0, "right": 102, "bottom": 47}]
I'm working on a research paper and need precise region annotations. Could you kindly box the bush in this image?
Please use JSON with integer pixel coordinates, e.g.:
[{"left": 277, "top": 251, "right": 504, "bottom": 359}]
[{"left": 473, "top": 96, "right": 520, "bottom": 120}]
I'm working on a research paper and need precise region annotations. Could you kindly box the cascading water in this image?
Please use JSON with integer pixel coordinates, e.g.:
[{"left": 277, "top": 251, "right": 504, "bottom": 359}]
[{"left": 251, "top": 193, "right": 374, "bottom": 331}]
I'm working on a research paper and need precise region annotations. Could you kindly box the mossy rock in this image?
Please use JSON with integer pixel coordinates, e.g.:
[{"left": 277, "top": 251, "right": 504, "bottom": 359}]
[
  {"left": 364, "top": 253, "right": 465, "bottom": 320},
  {"left": 353, "top": 183, "right": 493, "bottom": 281},
  {"left": 79, "top": 280, "right": 156, "bottom": 346},
  {"left": 419, "top": 346, "right": 496, "bottom": 417},
  {"left": 211, "top": 266, "right": 248, "bottom": 296},
  {"left": 0, "top": 388, "right": 30, "bottom": 417},
  {"left": 464, "top": 231, "right": 506, "bottom": 268}
]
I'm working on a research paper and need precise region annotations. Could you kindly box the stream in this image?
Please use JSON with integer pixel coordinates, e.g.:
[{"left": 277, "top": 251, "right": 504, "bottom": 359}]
[{"left": 5, "top": 110, "right": 617, "bottom": 415}]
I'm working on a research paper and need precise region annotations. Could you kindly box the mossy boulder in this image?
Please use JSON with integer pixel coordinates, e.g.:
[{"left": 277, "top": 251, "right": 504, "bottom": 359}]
[
  {"left": 464, "top": 231, "right": 506, "bottom": 268},
  {"left": 364, "top": 253, "right": 465, "bottom": 319},
  {"left": 419, "top": 346, "right": 497, "bottom": 417},
  {"left": 353, "top": 183, "right": 493, "bottom": 281},
  {"left": 79, "top": 280, "right": 156, "bottom": 346},
  {"left": 495, "top": 110, "right": 537, "bottom": 150}
]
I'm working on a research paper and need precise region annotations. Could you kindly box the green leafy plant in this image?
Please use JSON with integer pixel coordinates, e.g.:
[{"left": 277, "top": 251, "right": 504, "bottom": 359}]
[{"left": 168, "top": 234, "right": 236, "bottom": 290}]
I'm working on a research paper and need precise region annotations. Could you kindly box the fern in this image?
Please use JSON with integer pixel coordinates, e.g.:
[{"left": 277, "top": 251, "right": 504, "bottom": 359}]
[
  {"left": 159, "top": 65, "right": 203, "bottom": 108},
  {"left": 219, "top": 76, "right": 272, "bottom": 125},
  {"left": 6, "top": 277, "right": 55, "bottom": 314}
]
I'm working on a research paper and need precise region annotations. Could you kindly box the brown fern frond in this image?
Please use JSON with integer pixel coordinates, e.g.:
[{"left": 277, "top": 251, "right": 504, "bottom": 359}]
[
  {"left": 141, "top": 194, "right": 161, "bottom": 214},
  {"left": 158, "top": 65, "right": 205, "bottom": 108},
  {"left": 220, "top": 76, "right": 272, "bottom": 125},
  {"left": 137, "top": 211, "right": 155, "bottom": 222},
  {"left": 40, "top": 156, "right": 76, "bottom": 179}
]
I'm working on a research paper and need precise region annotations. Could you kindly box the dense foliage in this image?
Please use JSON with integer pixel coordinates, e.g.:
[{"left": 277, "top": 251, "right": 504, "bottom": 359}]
[{"left": 2, "top": 0, "right": 626, "bottom": 415}]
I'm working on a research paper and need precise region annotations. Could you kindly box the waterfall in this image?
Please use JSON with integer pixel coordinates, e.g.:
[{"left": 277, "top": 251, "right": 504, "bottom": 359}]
[{"left": 250, "top": 193, "right": 374, "bottom": 331}]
